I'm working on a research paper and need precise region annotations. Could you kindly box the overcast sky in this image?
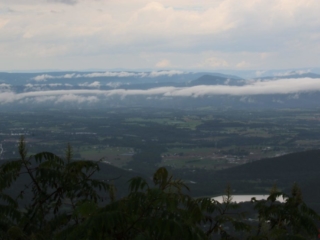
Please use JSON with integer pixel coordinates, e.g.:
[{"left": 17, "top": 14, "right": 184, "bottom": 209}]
[{"left": 0, "top": 0, "right": 319, "bottom": 72}]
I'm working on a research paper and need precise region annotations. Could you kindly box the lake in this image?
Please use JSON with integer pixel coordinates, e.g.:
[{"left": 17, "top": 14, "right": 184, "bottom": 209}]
[{"left": 212, "top": 194, "right": 285, "bottom": 203}]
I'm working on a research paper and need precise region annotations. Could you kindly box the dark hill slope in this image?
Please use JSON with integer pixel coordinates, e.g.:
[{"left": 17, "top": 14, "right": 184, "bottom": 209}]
[
  {"left": 173, "top": 150, "right": 320, "bottom": 202},
  {"left": 298, "top": 177, "right": 320, "bottom": 212},
  {"left": 217, "top": 150, "right": 320, "bottom": 181},
  {"left": 217, "top": 150, "right": 320, "bottom": 210},
  {"left": 95, "top": 162, "right": 150, "bottom": 197},
  {"left": 1, "top": 159, "right": 146, "bottom": 206},
  {"left": 190, "top": 74, "right": 244, "bottom": 86}
]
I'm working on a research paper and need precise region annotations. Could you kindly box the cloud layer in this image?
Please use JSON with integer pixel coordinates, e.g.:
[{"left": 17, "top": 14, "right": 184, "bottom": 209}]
[
  {"left": 1, "top": 78, "right": 320, "bottom": 104},
  {"left": 32, "top": 70, "right": 186, "bottom": 81}
]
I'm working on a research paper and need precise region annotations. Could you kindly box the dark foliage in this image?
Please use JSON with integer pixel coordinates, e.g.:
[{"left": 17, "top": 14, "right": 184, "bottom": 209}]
[{"left": 1, "top": 137, "right": 319, "bottom": 239}]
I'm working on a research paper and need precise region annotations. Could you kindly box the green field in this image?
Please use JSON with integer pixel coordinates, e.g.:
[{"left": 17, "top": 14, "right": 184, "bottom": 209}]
[
  {"left": 79, "top": 147, "right": 133, "bottom": 167},
  {"left": 2, "top": 108, "right": 320, "bottom": 172}
]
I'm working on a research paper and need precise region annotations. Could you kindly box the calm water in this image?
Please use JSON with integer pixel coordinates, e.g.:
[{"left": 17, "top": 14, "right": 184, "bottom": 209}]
[{"left": 212, "top": 194, "right": 285, "bottom": 203}]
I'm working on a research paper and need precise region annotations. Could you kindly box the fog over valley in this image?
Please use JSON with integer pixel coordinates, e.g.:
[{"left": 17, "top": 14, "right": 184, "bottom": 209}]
[{"left": 1, "top": 71, "right": 320, "bottom": 109}]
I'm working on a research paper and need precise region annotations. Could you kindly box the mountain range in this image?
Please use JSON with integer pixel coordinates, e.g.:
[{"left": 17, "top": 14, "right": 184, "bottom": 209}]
[{"left": 1, "top": 70, "right": 320, "bottom": 110}]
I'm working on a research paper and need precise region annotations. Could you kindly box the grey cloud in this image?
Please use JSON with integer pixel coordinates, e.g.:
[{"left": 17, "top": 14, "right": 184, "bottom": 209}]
[
  {"left": 2, "top": 1, "right": 320, "bottom": 71},
  {"left": 47, "top": 0, "right": 78, "bottom": 5}
]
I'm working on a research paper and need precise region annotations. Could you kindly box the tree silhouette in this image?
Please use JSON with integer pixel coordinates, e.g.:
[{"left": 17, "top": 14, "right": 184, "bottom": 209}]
[{"left": 0, "top": 136, "right": 319, "bottom": 239}]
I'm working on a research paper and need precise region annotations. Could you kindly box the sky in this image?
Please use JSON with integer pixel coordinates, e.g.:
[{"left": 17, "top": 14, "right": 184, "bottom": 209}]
[{"left": 0, "top": 0, "right": 320, "bottom": 72}]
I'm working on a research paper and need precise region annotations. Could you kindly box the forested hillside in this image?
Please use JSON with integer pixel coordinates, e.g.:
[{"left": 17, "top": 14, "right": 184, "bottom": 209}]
[
  {"left": 1, "top": 137, "right": 319, "bottom": 239},
  {"left": 172, "top": 150, "right": 320, "bottom": 212}
]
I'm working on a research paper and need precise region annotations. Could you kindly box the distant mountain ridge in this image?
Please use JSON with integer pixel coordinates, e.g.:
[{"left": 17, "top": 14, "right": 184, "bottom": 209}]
[
  {"left": 190, "top": 74, "right": 244, "bottom": 86},
  {"left": 2, "top": 70, "right": 320, "bottom": 110}
]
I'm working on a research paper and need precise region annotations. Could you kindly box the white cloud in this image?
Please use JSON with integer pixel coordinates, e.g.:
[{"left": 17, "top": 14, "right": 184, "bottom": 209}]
[
  {"left": 88, "top": 81, "right": 100, "bottom": 88},
  {"left": 0, "top": 83, "right": 11, "bottom": 89},
  {"left": 106, "top": 82, "right": 123, "bottom": 88},
  {"left": 79, "top": 81, "right": 101, "bottom": 88},
  {"left": 26, "top": 94, "right": 98, "bottom": 104},
  {"left": 55, "top": 94, "right": 98, "bottom": 103},
  {"left": 64, "top": 73, "right": 76, "bottom": 78},
  {"left": 32, "top": 70, "right": 186, "bottom": 80},
  {"left": 80, "top": 72, "right": 146, "bottom": 78},
  {"left": 33, "top": 74, "right": 52, "bottom": 81},
  {"left": 48, "top": 83, "right": 63, "bottom": 87},
  {"left": 2, "top": 78, "right": 320, "bottom": 104},
  {"left": 24, "top": 83, "right": 42, "bottom": 91},
  {"left": 149, "top": 70, "right": 185, "bottom": 77},
  {"left": 0, "top": 92, "right": 18, "bottom": 103},
  {"left": 165, "top": 78, "right": 320, "bottom": 97}
]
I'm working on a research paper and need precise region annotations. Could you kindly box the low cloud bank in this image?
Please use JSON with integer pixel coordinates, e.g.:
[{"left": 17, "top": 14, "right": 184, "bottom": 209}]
[
  {"left": 32, "top": 70, "right": 186, "bottom": 81},
  {"left": 0, "top": 83, "right": 11, "bottom": 90},
  {"left": 78, "top": 81, "right": 101, "bottom": 88},
  {"left": 274, "top": 70, "right": 311, "bottom": 77},
  {"left": 1, "top": 78, "right": 320, "bottom": 104}
]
